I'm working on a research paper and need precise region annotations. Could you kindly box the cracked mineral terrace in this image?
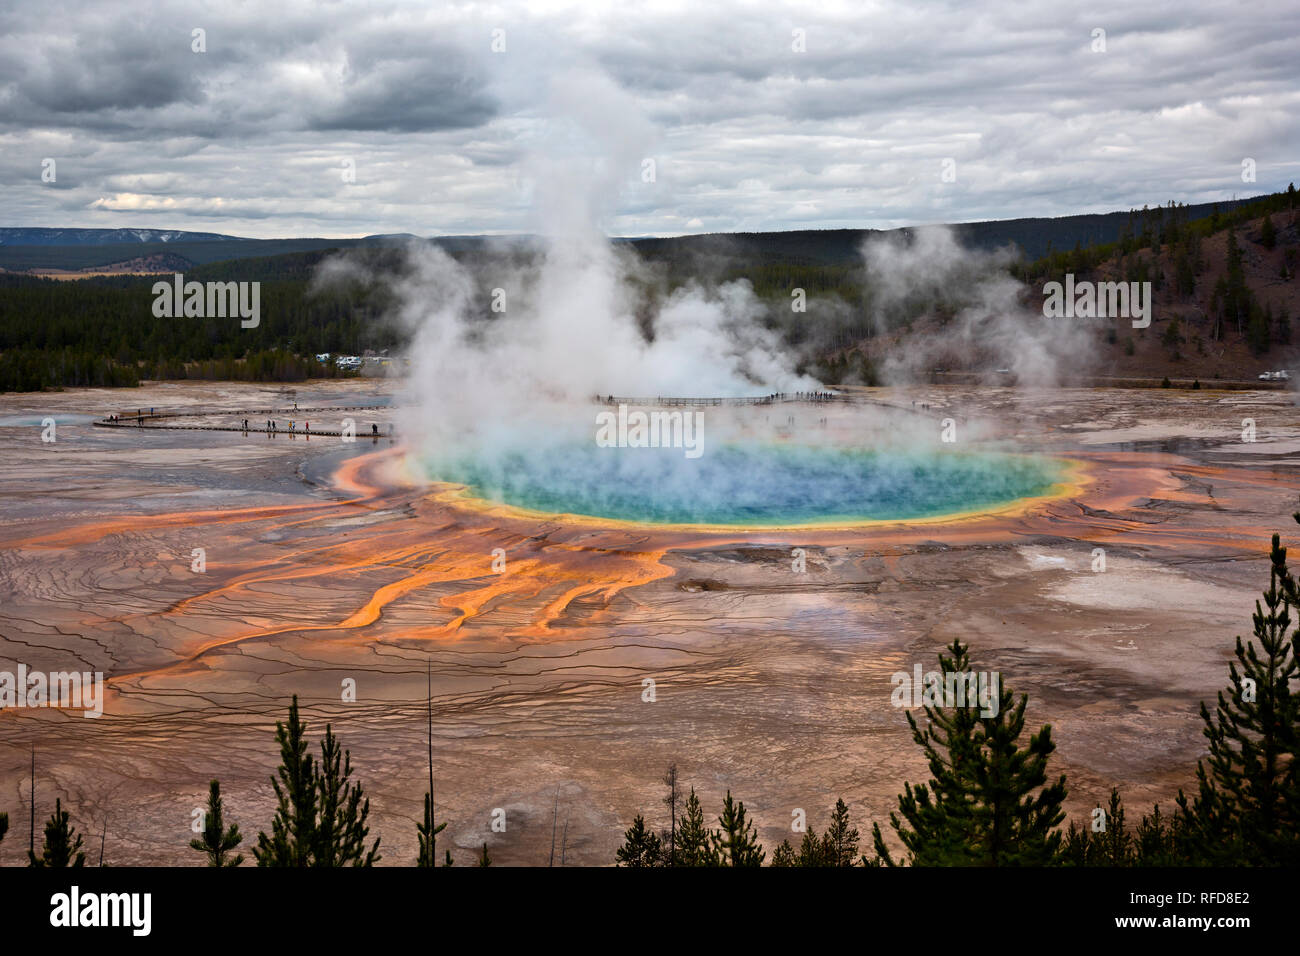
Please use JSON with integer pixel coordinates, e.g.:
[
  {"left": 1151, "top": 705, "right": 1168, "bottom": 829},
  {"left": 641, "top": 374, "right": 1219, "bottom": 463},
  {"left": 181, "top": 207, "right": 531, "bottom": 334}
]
[{"left": 1, "top": 379, "right": 1297, "bottom": 865}]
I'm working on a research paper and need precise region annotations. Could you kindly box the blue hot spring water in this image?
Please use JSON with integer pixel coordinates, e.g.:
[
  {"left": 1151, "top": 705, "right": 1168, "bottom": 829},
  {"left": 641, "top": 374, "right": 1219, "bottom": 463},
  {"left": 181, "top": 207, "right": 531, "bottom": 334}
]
[{"left": 424, "top": 442, "right": 1067, "bottom": 526}]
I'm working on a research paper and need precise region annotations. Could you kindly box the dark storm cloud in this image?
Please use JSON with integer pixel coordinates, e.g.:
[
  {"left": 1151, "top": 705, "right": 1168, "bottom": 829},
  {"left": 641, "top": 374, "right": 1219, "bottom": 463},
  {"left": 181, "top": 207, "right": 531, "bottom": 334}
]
[
  {"left": 0, "top": 0, "right": 1296, "bottom": 238},
  {"left": 0, "top": 3, "right": 494, "bottom": 135},
  {"left": 306, "top": 52, "right": 495, "bottom": 132},
  {"left": 9, "top": 34, "right": 202, "bottom": 115}
]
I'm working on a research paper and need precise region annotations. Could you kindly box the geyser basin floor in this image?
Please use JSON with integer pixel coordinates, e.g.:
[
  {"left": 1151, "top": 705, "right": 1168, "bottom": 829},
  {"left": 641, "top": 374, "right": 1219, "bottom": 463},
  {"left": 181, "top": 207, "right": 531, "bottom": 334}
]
[
  {"left": 2, "top": 381, "right": 1300, "bottom": 866},
  {"left": 427, "top": 444, "right": 1075, "bottom": 527}
]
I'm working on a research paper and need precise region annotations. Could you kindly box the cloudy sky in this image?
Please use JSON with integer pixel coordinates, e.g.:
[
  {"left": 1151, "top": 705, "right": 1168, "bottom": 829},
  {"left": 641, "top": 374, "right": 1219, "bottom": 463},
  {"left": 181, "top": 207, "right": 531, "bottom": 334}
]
[{"left": 3, "top": 0, "right": 1298, "bottom": 238}]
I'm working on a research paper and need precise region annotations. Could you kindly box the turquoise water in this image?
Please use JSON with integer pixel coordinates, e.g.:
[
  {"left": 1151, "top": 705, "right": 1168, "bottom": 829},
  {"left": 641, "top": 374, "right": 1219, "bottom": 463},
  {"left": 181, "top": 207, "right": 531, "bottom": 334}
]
[{"left": 425, "top": 443, "right": 1066, "bottom": 526}]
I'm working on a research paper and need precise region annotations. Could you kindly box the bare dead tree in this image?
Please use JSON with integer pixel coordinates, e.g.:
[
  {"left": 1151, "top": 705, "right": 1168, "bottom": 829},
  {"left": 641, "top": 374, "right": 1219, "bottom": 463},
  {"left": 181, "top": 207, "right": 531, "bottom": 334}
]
[
  {"left": 662, "top": 762, "right": 680, "bottom": 866},
  {"left": 434, "top": 658, "right": 439, "bottom": 858},
  {"left": 548, "top": 789, "right": 559, "bottom": 867}
]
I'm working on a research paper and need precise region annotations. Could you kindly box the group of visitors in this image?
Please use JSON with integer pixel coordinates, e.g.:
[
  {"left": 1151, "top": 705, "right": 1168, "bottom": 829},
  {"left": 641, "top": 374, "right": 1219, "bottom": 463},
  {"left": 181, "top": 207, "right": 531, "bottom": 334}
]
[{"left": 249, "top": 418, "right": 313, "bottom": 433}]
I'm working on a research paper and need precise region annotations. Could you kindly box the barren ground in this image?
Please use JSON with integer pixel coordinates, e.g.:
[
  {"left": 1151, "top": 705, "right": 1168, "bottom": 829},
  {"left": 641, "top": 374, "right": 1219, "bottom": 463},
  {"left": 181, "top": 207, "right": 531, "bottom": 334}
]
[{"left": 1, "top": 379, "right": 1297, "bottom": 866}]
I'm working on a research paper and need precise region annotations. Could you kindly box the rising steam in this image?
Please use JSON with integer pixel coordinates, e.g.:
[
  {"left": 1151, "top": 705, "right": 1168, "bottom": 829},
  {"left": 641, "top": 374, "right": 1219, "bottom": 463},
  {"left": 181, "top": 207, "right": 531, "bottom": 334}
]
[
  {"left": 311, "top": 67, "right": 1097, "bottom": 513},
  {"left": 858, "top": 226, "right": 1098, "bottom": 388},
  {"left": 383, "top": 68, "right": 817, "bottom": 467}
]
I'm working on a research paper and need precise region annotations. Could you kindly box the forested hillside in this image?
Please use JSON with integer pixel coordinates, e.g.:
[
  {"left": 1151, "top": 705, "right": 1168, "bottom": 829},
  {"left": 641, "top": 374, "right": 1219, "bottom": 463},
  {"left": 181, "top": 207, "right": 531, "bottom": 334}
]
[{"left": 0, "top": 190, "right": 1292, "bottom": 392}]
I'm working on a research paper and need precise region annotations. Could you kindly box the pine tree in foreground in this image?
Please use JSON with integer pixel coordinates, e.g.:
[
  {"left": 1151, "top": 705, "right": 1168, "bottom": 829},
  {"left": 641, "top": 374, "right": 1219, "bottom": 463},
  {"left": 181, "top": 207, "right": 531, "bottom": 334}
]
[
  {"left": 1176, "top": 532, "right": 1300, "bottom": 865},
  {"left": 312, "top": 723, "right": 381, "bottom": 867},
  {"left": 29, "top": 799, "right": 85, "bottom": 868},
  {"left": 712, "top": 791, "right": 765, "bottom": 866},
  {"left": 477, "top": 842, "right": 492, "bottom": 867},
  {"left": 821, "top": 798, "right": 860, "bottom": 866},
  {"left": 796, "top": 828, "right": 826, "bottom": 866},
  {"left": 0, "top": 810, "right": 7, "bottom": 847},
  {"left": 1061, "top": 788, "right": 1131, "bottom": 866},
  {"left": 1131, "top": 805, "right": 1188, "bottom": 865},
  {"left": 769, "top": 802, "right": 861, "bottom": 866},
  {"left": 254, "top": 695, "right": 316, "bottom": 867},
  {"left": 674, "top": 787, "right": 717, "bottom": 866},
  {"left": 416, "top": 793, "right": 447, "bottom": 867},
  {"left": 189, "top": 780, "right": 244, "bottom": 867},
  {"left": 770, "top": 839, "right": 796, "bottom": 866},
  {"left": 615, "top": 814, "right": 663, "bottom": 867},
  {"left": 873, "top": 639, "right": 1068, "bottom": 866},
  {"left": 253, "top": 695, "right": 381, "bottom": 867}
]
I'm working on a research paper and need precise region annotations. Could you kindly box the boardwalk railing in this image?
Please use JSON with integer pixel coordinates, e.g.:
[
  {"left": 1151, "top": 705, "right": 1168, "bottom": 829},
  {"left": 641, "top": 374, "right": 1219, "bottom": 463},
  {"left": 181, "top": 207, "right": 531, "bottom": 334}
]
[
  {"left": 593, "top": 393, "right": 846, "bottom": 407},
  {"left": 92, "top": 406, "right": 395, "bottom": 439}
]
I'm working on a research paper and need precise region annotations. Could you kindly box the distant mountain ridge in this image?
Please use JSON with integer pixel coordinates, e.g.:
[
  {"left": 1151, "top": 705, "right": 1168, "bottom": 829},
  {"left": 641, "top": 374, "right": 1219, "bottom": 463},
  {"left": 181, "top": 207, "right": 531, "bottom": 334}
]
[
  {"left": 0, "top": 227, "right": 245, "bottom": 246},
  {"left": 0, "top": 195, "right": 1267, "bottom": 271}
]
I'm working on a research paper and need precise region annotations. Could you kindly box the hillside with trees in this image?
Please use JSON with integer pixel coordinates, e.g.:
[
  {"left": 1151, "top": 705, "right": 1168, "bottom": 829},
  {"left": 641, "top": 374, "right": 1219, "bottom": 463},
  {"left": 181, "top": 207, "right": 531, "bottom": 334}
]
[{"left": 0, "top": 189, "right": 1293, "bottom": 392}]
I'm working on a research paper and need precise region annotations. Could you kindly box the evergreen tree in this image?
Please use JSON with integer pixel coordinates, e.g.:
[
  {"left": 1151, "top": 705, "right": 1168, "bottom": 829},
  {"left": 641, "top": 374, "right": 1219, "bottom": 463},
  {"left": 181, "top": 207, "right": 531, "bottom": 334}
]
[
  {"left": 312, "top": 723, "right": 381, "bottom": 867},
  {"left": 0, "top": 810, "right": 7, "bottom": 847},
  {"left": 674, "top": 788, "right": 717, "bottom": 866},
  {"left": 1176, "top": 532, "right": 1300, "bottom": 865},
  {"left": 1247, "top": 303, "right": 1272, "bottom": 354},
  {"left": 873, "top": 640, "right": 1068, "bottom": 866},
  {"left": 615, "top": 814, "right": 663, "bottom": 867},
  {"left": 821, "top": 798, "right": 860, "bottom": 866},
  {"left": 1060, "top": 820, "right": 1092, "bottom": 865},
  {"left": 1094, "top": 787, "right": 1133, "bottom": 866},
  {"left": 769, "top": 839, "right": 797, "bottom": 866},
  {"left": 1162, "top": 316, "right": 1183, "bottom": 350},
  {"left": 29, "top": 799, "right": 85, "bottom": 868},
  {"left": 189, "top": 780, "right": 244, "bottom": 867},
  {"left": 1132, "top": 805, "right": 1188, "bottom": 866},
  {"left": 712, "top": 791, "right": 765, "bottom": 866},
  {"left": 477, "top": 842, "right": 492, "bottom": 867},
  {"left": 253, "top": 695, "right": 380, "bottom": 867},
  {"left": 1226, "top": 229, "right": 1249, "bottom": 335},
  {"left": 796, "top": 828, "right": 826, "bottom": 866},
  {"left": 1261, "top": 214, "right": 1276, "bottom": 250},
  {"left": 254, "top": 695, "right": 317, "bottom": 867},
  {"left": 416, "top": 793, "right": 447, "bottom": 868},
  {"left": 1064, "top": 788, "right": 1133, "bottom": 866}
]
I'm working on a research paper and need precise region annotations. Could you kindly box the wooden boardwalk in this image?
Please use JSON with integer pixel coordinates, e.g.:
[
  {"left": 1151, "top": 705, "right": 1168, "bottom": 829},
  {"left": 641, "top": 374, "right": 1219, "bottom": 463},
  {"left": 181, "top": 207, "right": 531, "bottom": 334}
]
[
  {"left": 93, "top": 405, "right": 395, "bottom": 439},
  {"left": 594, "top": 392, "right": 844, "bottom": 407},
  {"left": 88, "top": 394, "right": 960, "bottom": 436},
  {"left": 592, "top": 392, "right": 965, "bottom": 425}
]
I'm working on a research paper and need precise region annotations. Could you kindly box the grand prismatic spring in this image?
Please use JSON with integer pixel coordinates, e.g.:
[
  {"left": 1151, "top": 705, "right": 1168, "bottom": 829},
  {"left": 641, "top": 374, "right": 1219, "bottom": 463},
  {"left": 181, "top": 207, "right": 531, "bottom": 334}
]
[
  {"left": 426, "top": 443, "right": 1070, "bottom": 527},
  {"left": 0, "top": 379, "right": 1298, "bottom": 865}
]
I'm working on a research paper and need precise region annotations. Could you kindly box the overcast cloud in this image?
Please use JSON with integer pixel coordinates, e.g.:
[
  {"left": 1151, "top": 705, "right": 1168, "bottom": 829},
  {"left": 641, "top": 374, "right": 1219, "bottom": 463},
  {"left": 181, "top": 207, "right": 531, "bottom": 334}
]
[{"left": 1, "top": 0, "right": 1297, "bottom": 238}]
